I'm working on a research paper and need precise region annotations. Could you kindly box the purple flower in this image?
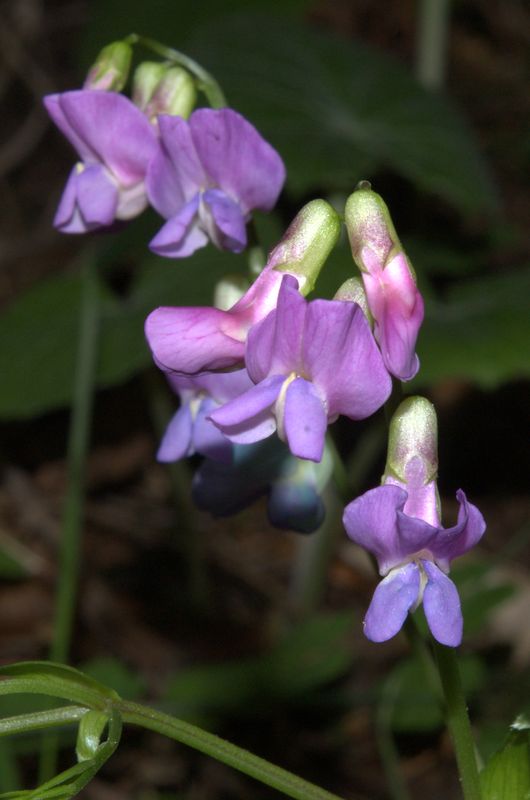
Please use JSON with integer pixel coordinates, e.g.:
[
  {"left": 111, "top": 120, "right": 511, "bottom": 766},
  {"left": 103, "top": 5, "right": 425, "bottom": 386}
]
[
  {"left": 345, "top": 186, "right": 424, "bottom": 381},
  {"left": 157, "top": 369, "right": 253, "bottom": 464},
  {"left": 146, "top": 109, "right": 285, "bottom": 257},
  {"left": 145, "top": 200, "right": 340, "bottom": 376},
  {"left": 44, "top": 91, "right": 158, "bottom": 233},
  {"left": 209, "top": 276, "right": 392, "bottom": 462},
  {"left": 343, "top": 486, "right": 485, "bottom": 647}
]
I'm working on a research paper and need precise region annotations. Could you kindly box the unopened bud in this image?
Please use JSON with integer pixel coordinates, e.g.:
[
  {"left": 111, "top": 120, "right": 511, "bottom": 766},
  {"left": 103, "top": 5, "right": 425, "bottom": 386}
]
[
  {"left": 84, "top": 41, "right": 132, "bottom": 92},
  {"left": 269, "top": 199, "right": 341, "bottom": 294},
  {"left": 344, "top": 183, "right": 402, "bottom": 272},
  {"left": 214, "top": 275, "right": 250, "bottom": 310},
  {"left": 333, "top": 277, "right": 371, "bottom": 321},
  {"left": 145, "top": 66, "right": 196, "bottom": 120},
  {"left": 132, "top": 61, "right": 167, "bottom": 110},
  {"left": 384, "top": 396, "right": 438, "bottom": 486}
]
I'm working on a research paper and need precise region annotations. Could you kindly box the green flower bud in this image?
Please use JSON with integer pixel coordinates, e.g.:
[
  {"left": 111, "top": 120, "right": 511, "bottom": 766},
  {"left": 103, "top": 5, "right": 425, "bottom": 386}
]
[
  {"left": 145, "top": 66, "right": 197, "bottom": 120},
  {"left": 84, "top": 41, "right": 132, "bottom": 92},
  {"left": 384, "top": 396, "right": 438, "bottom": 486},
  {"left": 344, "top": 181, "right": 403, "bottom": 271},
  {"left": 132, "top": 61, "right": 167, "bottom": 110},
  {"left": 333, "top": 277, "right": 372, "bottom": 321},
  {"left": 269, "top": 199, "right": 341, "bottom": 294}
]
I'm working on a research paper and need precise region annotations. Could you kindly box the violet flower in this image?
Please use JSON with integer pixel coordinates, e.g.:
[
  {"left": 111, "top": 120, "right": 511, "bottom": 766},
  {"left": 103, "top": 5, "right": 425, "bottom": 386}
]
[
  {"left": 146, "top": 108, "right": 285, "bottom": 257},
  {"left": 193, "top": 437, "right": 331, "bottom": 534},
  {"left": 145, "top": 200, "right": 341, "bottom": 375},
  {"left": 345, "top": 185, "right": 424, "bottom": 381},
  {"left": 209, "top": 275, "right": 392, "bottom": 463},
  {"left": 343, "top": 397, "right": 486, "bottom": 647},
  {"left": 157, "top": 369, "right": 253, "bottom": 464},
  {"left": 44, "top": 91, "right": 158, "bottom": 233}
]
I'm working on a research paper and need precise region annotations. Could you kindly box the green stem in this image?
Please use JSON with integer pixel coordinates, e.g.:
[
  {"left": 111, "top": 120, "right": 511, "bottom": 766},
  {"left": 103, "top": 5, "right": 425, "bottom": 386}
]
[
  {"left": 40, "top": 258, "right": 100, "bottom": 781},
  {"left": 433, "top": 642, "right": 482, "bottom": 800},
  {"left": 145, "top": 370, "right": 208, "bottom": 613},
  {"left": 119, "top": 700, "right": 345, "bottom": 800},
  {"left": 415, "top": 0, "right": 451, "bottom": 90},
  {"left": 127, "top": 34, "right": 227, "bottom": 108},
  {"left": 0, "top": 707, "right": 87, "bottom": 738}
]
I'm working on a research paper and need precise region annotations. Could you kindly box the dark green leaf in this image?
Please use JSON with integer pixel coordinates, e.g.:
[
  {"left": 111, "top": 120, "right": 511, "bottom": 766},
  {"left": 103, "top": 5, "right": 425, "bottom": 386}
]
[{"left": 189, "top": 12, "right": 498, "bottom": 214}]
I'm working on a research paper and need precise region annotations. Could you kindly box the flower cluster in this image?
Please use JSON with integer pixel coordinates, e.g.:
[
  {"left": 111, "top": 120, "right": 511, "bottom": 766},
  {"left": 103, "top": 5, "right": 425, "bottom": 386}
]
[{"left": 47, "top": 39, "right": 485, "bottom": 644}]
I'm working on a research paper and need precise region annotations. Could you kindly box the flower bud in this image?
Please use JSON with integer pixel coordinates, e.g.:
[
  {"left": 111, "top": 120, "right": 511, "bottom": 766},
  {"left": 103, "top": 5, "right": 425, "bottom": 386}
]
[
  {"left": 344, "top": 184, "right": 424, "bottom": 381},
  {"left": 333, "top": 277, "right": 371, "bottom": 321},
  {"left": 214, "top": 275, "right": 250, "bottom": 311},
  {"left": 132, "top": 61, "right": 167, "bottom": 110},
  {"left": 83, "top": 41, "right": 132, "bottom": 92},
  {"left": 145, "top": 66, "right": 197, "bottom": 120},
  {"left": 383, "top": 396, "right": 439, "bottom": 526},
  {"left": 268, "top": 199, "right": 341, "bottom": 294}
]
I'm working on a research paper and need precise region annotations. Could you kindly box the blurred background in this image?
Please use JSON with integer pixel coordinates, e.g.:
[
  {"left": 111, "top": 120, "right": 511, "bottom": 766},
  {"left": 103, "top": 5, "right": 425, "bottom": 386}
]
[{"left": 0, "top": 0, "right": 529, "bottom": 798}]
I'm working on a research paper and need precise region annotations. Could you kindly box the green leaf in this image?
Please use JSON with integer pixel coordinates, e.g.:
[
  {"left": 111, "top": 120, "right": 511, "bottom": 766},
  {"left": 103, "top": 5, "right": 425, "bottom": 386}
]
[
  {"left": 481, "top": 728, "right": 530, "bottom": 800},
  {"left": 0, "top": 662, "right": 119, "bottom": 709},
  {"left": 414, "top": 267, "right": 530, "bottom": 389},
  {"left": 189, "top": 11, "right": 498, "bottom": 214}
]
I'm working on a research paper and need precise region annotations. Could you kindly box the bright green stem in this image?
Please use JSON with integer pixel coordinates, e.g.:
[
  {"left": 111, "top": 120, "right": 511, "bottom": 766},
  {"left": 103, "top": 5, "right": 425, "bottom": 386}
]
[
  {"left": 433, "top": 642, "right": 482, "bottom": 800},
  {"left": 126, "top": 34, "right": 227, "bottom": 108},
  {"left": 416, "top": 0, "right": 451, "bottom": 90},
  {"left": 119, "top": 700, "right": 344, "bottom": 800},
  {"left": 0, "top": 707, "right": 87, "bottom": 738},
  {"left": 41, "top": 259, "right": 100, "bottom": 781}
]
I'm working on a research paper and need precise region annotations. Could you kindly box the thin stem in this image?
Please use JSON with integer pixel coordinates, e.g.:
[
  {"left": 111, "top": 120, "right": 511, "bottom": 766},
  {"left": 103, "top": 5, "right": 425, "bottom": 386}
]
[
  {"left": 40, "top": 258, "right": 100, "bottom": 781},
  {"left": 50, "top": 258, "right": 100, "bottom": 663},
  {"left": 0, "top": 707, "right": 87, "bottom": 738},
  {"left": 119, "top": 700, "right": 345, "bottom": 800},
  {"left": 126, "top": 34, "right": 227, "bottom": 108},
  {"left": 433, "top": 641, "right": 482, "bottom": 800},
  {"left": 415, "top": 0, "right": 451, "bottom": 90},
  {"left": 144, "top": 370, "right": 208, "bottom": 614}
]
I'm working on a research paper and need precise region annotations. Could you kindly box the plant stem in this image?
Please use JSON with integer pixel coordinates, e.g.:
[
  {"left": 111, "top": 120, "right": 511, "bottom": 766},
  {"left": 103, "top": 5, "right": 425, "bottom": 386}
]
[
  {"left": 40, "top": 258, "right": 100, "bottom": 781},
  {"left": 433, "top": 641, "right": 482, "bottom": 800},
  {"left": 126, "top": 34, "right": 227, "bottom": 108},
  {"left": 0, "top": 707, "right": 87, "bottom": 738},
  {"left": 119, "top": 700, "right": 345, "bottom": 800},
  {"left": 144, "top": 370, "right": 208, "bottom": 614},
  {"left": 416, "top": 0, "right": 451, "bottom": 90}
]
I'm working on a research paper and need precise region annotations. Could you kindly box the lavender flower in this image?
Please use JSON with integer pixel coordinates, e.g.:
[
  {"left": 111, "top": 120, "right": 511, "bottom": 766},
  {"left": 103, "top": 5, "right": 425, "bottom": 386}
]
[
  {"left": 343, "top": 397, "right": 486, "bottom": 647},
  {"left": 345, "top": 185, "right": 424, "bottom": 381},
  {"left": 44, "top": 91, "right": 158, "bottom": 233},
  {"left": 145, "top": 200, "right": 341, "bottom": 375},
  {"left": 209, "top": 275, "right": 392, "bottom": 462},
  {"left": 157, "top": 369, "right": 253, "bottom": 464},
  {"left": 146, "top": 108, "right": 285, "bottom": 257}
]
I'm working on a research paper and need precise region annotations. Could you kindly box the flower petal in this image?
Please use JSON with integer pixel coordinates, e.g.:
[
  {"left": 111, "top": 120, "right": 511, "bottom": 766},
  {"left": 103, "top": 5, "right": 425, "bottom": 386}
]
[
  {"left": 268, "top": 479, "right": 325, "bottom": 534},
  {"left": 422, "top": 561, "right": 463, "bottom": 646},
  {"left": 149, "top": 195, "right": 208, "bottom": 258},
  {"left": 430, "top": 489, "right": 486, "bottom": 571},
  {"left": 396, "top": 509, "right": 439, "bottom": 555},
  {"left": 364, "top": 563, "right": 420, "bottom": 642},
  {"left": 343, "top": 485, "right": 408, "bottom": 574},
  {"left": 363, "top": 252, "right": 424, "bottom": 381},
  {"left": 282, "top": 378, "right": 327, "bottom": 462},
  {"left": 157, "top": 405, "right": 193, "bottom": 462},
  {"left": 52, "top": 91, "right": 157, "bottom": 185},
  {"left": 202, "top": 189, "right": 247, "bottom": 253},
  {"left": 76, "top": 164, "right": 119, "bottom": 226},
  {"left": 208, "top": 375, "right": 283, "bottom": 444},
  {"left": 190, "top": 108, "right": 285, "bottom": 213},
  {"left": 145, "top": 305, "right": 246, "bottom": 374},
  {"left": 245, "top": 275, "right": 305, "bottom": 382},
  {"left": 193, "top": 397, "right": 233, "bottom": 463},
  {"left": 303, "top": 299, "right": 391, "bottom": 420}
]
